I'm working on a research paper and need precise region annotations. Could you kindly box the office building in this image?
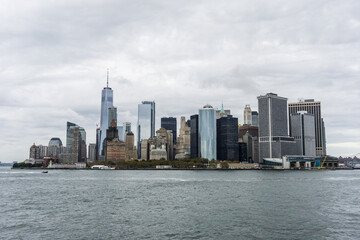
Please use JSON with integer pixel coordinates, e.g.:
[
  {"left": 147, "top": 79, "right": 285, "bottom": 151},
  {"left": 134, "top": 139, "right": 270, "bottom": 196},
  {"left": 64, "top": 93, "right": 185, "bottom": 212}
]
[
  {"left": 258, "top": 93, "right": 296, "bottom": 163},
  {"left": 29, "top": 143, "right": 40, "bottom": 159},
  {"left": 117, "top": 126, "right": 124, "bottom": 141},
  {"left": 199, "top": 105, "right": 217, "bottom": 160},
  {"left": 156, "top": 127, "right": 174, "bottom": 160},
  {"left": 251, "top": 111, "right": 259, "bottom": 126},
  {"left": 104, "top": 120, "right": 125, "bottom": 162},
  {"left": 290, "top": 112, "right": 316, "bottom": 156},
  {"left": 161, "top": 117, "right": 177, "bottom": 144},
  {"left": 38, "top": 145, "right": 48, "bottom": 158},
  {"left": 238, "top": 126, "right": 259, "bottom": 163},
  {"left": 217, "top": 115, "right": 239, "bottom": 161},
  {"left": 123, "top": 122, "right": 131, "bottom": 140},
  {"left": 140, "top": 139, "right": 149, "bottom": 161},
  {"left": 48, "top": 137, "right": 63, "bottom": 159},
  {"left": 137, "top": 101, "right": 155, "bottom": 158},
  {"left": 61, "top": 122, "right": 86, "bottom": 164},
  {"left": 95, "top": 127, "right": 100, "bottom": 161},
  {"left": 288, "top": 99, "right": 326, "bottom": 156},
  {"left": 175, "top": 117, "right": 190, "bottom": 159},
  {"left": 244, "top": 105, "right": 252, "bottom": 125},
  {"left": 99, "top": 72, "right": 113, "bottom": 156},
  {"left": 108, "top": 106, "right": 117, "bottom": 127},
  {"left": 216, "top": 106, "right": 231, "bottom": 119},
  {"left": 88, "top": 143, "right": 96, "bottom": 162},
  {"left": 125, "top": 132, "right": 137, "bottom": 160},
  {"left": 190, "top": 114, "right": 199, "bottom": 159}
]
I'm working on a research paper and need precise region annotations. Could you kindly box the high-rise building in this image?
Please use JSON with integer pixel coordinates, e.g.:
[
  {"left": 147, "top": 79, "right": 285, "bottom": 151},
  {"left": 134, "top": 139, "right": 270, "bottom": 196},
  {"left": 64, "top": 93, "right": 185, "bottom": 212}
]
[
  {"left": 244, "top": 105, "right": 252, "bottom": 125},
  {"left": 217, "top": 115, "right": 239, "bottom": 161},
  {"left": 78, "top": 127, "right": 87, "bottom": 162},
  {"left": 123, "top": 122, "right": 131, "bottom": 140},
  {"left": 108, "top": 106, "right": 117, "bottom": 127},
  {"left": 288, "top": 99, "right": 326, "bottom": 156},
  {"left": 104, "top": 120, "right": 125, "bottom": 162},
  {"left": 61, "top": 121, "right": 86, "bottom": 164},
  {"left": 99, "top": 72, "right": 114, "bottom": 156},
  {"left": 137, "top": 101, "right": 155, "bottom": 158},
  {"left": 290, "top": 112, "right": 316, "bottom": 156},
  {"left": 95, "top": 127, "right": 100, "bottom": 161},
  {"left": 175, "top": 117, "right": 190, "bottom": 159},
  {"left": 251, "top": 111, "right": 259, "bottom": 126},
  {"left": 88, "top": 143, "right": 96, "bottom": 162},
  {"left": 216, "top": 105, "right": 231, "bottom": 119},
  {"left": 161, "top": 117, "right": 177, "bottom": 144},
  {"left": 199, "top": 105, "right": 217, "bottom": 160},
  {"left": 48, "top": 137, "right": 63, "bottom": 159},
  {"left": 117, "top": 126, "right": 124, "bottom": 141},
  {"left": 238, "top": 126, "right": 259, "bottom": 163},
  {"left": 258, "top": 93, "right": 296, "bottom": 163},
  {"left": 190, "top": 114, "right": 199, "bottom": 159},
  {"left": 29, "top": 143, "right": 40, "bottom": 159},
  {"left": 38, "top": 145, "right": 48, "bottom": 158},
  {"left": 158, "top": 128, "right": 174, "bottom": 160},
  {"left": 125, "top": 132, "right": 137, "bottom": 160}
]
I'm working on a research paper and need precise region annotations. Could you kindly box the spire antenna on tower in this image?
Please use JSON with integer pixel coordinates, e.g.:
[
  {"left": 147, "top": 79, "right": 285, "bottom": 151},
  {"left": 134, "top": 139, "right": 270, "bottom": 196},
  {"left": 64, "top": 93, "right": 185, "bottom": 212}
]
[{"left": 107, "top": 69, "right": 109, "bottom": 87}]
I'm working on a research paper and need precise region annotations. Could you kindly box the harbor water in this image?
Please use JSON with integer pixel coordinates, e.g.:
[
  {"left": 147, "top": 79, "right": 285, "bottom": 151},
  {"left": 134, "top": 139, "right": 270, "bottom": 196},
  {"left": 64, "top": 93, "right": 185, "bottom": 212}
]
[{"left": 1, "top": 168, "right": 360, "bottom": 239}]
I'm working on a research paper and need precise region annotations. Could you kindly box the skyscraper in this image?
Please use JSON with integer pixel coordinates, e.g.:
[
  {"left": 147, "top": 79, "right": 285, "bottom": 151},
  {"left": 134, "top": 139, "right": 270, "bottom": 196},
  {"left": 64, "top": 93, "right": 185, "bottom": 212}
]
[
  {"left": 288, "top": 99, "right": 326, "bottom": 156},
  {"left": 161, "top": 117, "right": 177, "bottom": 144},
  {"left": 244, "top": 105, "right": 252, "bottom": 125},
  {"left": 217, "top": 115, "right": 239, "bottom": 161},
  {"left": 88, "top": 143, "right": 96, "bottom": 162},
  {"left": 175, "top": 117, "right": 190, "bottom": 159},
  {"left": 251, "top": 111, "right": 259, "bottom": 126},
  {"left": 290, "top": 112, "right": 316, "bottom": 156},
  {"left": 108, "top": 106, "right": 117, "bottom": 127},
  {"left": 117, "top": 126, "right": 124, "bottom": 141},
  {"left": 258, "top": 93, "right": 296, "bottom": 162},
  {"left": 62, "top": 121, "right": 86, "bottom": 164},
  {"left": 137, "top": 101, "right": 155, "bottom": 158},
  {"left": 48, "top": 137, "right": 63, "bottom": 159},
  {"left": 199, "top": 105, "right": 217, "bottom": 160},
  {"left": 190, "top": 114, "right": 199, "bottom": 159},
  {"left": 123, "top": 122, "right": 131, "bottom": 139},
  {"left": 99, "top": 72, "right": 113, "bottom": 156}
]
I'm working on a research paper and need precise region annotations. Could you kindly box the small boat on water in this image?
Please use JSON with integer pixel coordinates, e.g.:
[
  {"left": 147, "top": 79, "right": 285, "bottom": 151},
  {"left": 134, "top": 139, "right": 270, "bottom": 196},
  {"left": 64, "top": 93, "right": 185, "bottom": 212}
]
[{"left": 42, "top": 171, "right": 48, "bottom": 173}]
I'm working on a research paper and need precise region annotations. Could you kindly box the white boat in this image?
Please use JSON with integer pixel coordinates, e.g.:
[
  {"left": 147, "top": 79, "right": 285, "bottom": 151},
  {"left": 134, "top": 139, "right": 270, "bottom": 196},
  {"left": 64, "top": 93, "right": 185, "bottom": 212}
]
[{"left": 91, "top": 165, "right": 115, "bottom": 170}]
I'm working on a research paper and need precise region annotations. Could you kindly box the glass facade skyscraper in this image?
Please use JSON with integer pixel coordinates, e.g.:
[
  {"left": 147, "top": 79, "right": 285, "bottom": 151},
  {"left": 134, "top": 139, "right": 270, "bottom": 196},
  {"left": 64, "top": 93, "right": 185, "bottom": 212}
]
[
  {"left": 190, "top": 114, "right": 199, "bottom": 159},
  {"left": 161, "top": 117, "right": 177, "bottom": 144},
  {"left": 108, "top": 106, "right": 117, "bottom": 127},
  {"left": 199, "top": 105, "right": 216, "bottom": 160},
  {"left": 137, "top": 101, "right": 155, "bottom": 158},
  {"left": 217, "top": 115, "right": 239, "bottom": 161},
  {"left": 99, "top": 83, "right": 113, "bottom": 156}
]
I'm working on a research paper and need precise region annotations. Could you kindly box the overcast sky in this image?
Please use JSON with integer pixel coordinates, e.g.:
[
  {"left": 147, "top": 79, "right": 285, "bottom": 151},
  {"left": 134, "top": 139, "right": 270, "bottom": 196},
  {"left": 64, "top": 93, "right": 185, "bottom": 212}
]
[{"left": 1, "top": 0, "right": 359, "bottom": 162}]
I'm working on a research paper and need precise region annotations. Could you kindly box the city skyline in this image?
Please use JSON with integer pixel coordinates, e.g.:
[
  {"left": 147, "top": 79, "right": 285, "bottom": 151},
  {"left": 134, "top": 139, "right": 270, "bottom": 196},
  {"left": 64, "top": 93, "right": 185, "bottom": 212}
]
[{"left": 1, "top": 0, "right": 360, "bottom": 162}]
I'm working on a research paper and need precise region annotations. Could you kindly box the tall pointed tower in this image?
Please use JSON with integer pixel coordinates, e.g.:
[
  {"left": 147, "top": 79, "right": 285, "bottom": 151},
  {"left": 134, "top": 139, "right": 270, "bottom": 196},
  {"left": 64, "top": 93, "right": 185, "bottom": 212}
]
[{"left": 99, "top": 70, "right": 114, "bottom": 156}]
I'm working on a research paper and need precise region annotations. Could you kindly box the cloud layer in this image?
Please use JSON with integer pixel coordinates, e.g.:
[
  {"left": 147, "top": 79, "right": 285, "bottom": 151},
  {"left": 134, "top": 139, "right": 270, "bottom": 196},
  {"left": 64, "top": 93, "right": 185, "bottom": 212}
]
[{"left": 1, "top": 0, "right": 360, "bottom": 161}]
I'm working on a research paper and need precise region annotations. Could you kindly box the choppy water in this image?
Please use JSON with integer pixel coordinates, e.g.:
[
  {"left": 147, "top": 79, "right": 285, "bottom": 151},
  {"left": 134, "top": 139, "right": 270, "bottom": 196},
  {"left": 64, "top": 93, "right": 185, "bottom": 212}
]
[{"left": 1, "top": 167, "right": 360, "bottom": 239}]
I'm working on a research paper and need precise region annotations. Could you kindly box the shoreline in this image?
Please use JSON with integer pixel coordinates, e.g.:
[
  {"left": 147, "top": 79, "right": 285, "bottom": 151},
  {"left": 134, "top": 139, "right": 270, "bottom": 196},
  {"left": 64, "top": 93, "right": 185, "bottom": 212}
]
[{"left": 10, "top": 167, "right": 354, "bottom": 171}]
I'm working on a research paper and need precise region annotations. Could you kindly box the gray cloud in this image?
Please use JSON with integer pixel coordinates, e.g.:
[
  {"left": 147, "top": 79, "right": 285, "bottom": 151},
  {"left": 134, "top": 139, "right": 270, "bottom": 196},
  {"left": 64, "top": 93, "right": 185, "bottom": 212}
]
[{"left": 1, "top": 0, "right": 360, "bottom": 161}]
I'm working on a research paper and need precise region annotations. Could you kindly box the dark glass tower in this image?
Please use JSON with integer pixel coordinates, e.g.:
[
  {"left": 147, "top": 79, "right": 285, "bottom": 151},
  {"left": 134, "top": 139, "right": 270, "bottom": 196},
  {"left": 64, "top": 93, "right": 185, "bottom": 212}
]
[
  {"left": 216, "top": 115, "right": 239, "bottom": 161},
  {"left": 161, "top": 117, "right": 177, "bottom": 144},
  {"left": 190, "top": 114, "right": 199, "bottom": 159}
]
